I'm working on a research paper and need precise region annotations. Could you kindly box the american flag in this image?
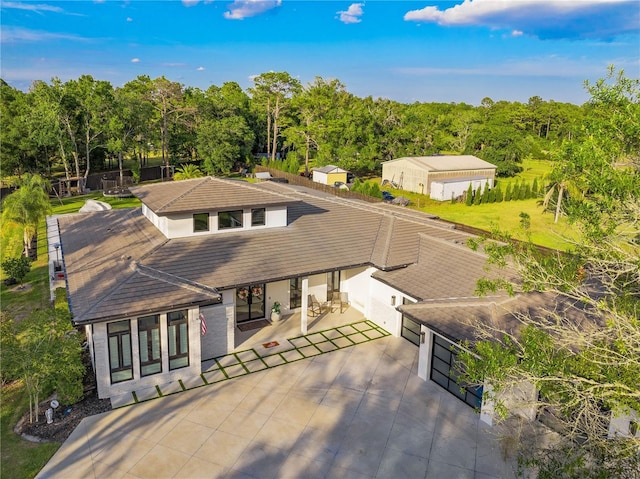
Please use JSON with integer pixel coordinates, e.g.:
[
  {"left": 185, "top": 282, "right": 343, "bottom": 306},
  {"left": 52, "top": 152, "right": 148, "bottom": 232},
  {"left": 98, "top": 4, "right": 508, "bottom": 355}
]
[{"left": 200, "top": 312, "right": 207, "bottom": 336}]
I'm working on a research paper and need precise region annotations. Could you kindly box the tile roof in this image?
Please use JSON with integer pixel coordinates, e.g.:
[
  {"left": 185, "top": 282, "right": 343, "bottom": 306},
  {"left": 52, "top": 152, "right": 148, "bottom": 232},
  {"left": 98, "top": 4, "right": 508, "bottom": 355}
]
[
  {"left": 372, "top": 235, "right": 510, "bottom": 300},
  {"left": 129, "top": 176, "right": 297, "bottom": 214},
  {"left": 57, "top": 181, "right": 486, "bottom": 325},
  {"left": 383, "top": 155, "right": 497, "bottom": 171},
  {"left": 398, "top": 292, "right": 593, "bottom": 345},
  {"left": 57, "top": 209, "right": 220, "bottom": 324}
]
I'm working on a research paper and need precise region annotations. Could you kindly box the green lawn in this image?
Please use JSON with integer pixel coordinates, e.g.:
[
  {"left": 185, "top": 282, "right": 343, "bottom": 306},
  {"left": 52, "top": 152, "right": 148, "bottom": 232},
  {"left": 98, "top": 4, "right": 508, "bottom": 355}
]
[{"left": 374, "top": 159, "right": 577, "bottom": 251}]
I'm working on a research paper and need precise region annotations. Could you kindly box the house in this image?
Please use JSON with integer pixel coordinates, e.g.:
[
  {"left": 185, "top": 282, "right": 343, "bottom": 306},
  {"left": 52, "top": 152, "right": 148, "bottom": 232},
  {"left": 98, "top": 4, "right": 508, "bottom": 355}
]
[
  {"left": 311, "top": 165, "right": 350, "bottom": 186},
  {"left": 381, "top": 155, "right": 497, "bottom": 201},
  {"left": 54, "top": 176, "right": 604, "bottom": 430}
]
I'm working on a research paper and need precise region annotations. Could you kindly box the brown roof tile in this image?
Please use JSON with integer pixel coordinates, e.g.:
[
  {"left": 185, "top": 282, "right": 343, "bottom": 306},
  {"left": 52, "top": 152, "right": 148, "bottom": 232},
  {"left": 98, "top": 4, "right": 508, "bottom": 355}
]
[{"left": 129, "top": 176, "right": 297, "bottom": 214}]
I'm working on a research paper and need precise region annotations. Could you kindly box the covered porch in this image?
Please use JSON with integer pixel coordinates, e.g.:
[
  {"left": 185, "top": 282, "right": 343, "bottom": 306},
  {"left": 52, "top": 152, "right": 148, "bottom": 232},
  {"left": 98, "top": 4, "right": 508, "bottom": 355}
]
[{"left": 233, "top": 304, "right": 364, "bottom": 356}]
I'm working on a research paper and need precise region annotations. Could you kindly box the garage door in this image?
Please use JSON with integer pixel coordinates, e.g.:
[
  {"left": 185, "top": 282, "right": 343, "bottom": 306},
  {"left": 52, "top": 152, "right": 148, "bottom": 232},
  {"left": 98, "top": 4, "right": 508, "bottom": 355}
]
[{"left": 430, "top": 334, "right": 483, "bottom": 408}]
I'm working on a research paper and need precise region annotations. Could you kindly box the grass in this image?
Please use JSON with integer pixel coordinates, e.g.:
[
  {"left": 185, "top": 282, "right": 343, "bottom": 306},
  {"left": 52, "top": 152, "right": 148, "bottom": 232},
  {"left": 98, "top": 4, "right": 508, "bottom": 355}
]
[
  {"left": 1, "top": 382, "right": 61, "bottom": 479},
  {"left": 374, "top": 158, "right": 579, "bottom": 251}
]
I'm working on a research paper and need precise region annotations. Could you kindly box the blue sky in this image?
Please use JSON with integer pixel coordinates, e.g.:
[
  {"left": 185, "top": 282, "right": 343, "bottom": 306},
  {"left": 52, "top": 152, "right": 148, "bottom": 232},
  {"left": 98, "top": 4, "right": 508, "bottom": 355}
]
[{"left": 1, "top": 1, "right": 638, "bottom": 105}]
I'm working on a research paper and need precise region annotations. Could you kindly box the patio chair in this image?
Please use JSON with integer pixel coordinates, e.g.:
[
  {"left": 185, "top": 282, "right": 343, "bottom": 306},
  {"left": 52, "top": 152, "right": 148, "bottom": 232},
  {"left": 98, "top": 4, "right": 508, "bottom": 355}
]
[
  {"left": 308, "top": 294, "right": 323, "bottom": 317},
  {"left": 338, "top": 292, "right": 349, "bottom": 313}
]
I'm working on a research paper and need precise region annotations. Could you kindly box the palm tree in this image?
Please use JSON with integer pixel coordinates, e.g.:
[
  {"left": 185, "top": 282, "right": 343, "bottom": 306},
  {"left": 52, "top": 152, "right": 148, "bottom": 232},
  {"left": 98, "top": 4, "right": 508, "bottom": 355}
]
[
  {"left": 1, "top": 174, "right": 52, "bottom": 257},
  {"left": 542, "top": 148, "right": 586, "bottom": 223},
  {"left": 173, "top": 164, "right": 204, "bottom": 181}
]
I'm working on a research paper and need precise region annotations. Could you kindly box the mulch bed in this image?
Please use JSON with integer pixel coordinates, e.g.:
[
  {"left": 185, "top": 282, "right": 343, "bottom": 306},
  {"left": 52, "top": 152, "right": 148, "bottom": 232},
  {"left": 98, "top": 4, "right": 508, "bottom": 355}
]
[
  {"left": 14, "top": 350, "right": 112, "bottom": 443},
  {"left": 15, "top": 391, "right": 112, "bottom": 443}
]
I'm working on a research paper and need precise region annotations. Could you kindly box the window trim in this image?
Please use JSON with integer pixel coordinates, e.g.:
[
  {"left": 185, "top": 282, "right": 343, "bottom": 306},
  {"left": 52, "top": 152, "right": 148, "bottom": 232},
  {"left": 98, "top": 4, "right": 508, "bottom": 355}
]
[
  {"left": 138, "top": 314, "right": 162, "bottom": 377},
  {"left": 218, "top": 210, "right": 244, "bottom": 230},
  {"left": 193, "top": 212, "right": 210, "bottom": 232},
  {"left": 251, "top": 208, "right": 266, "bottom": 227},
  {"left": 168, "top": 310, "right": 189, "bottom": 370},
  {"left": 107, "top": 320, "right": 133, "bottom": 384}
]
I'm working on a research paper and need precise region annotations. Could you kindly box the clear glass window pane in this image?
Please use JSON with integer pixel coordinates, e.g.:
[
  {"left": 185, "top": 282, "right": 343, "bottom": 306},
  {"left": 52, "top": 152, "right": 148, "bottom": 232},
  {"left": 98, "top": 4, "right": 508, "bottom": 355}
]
[
  {"left": 122, "top": 334, "right": 132, "bottom": 367},
  {"left": 109, "top": 336, "right": 120, "bottom": 368},
  {"left": 139, "top": 330, "right": 149, "bottom": 362},
  {"left": 219, "top": 210, "right": 243, "bottom": 229},
  {"left": 193, "top": 213, "right": 209, "bottom": 232},
  {"left": 251, "top": 208, "right": 265, "bottom": 226}
]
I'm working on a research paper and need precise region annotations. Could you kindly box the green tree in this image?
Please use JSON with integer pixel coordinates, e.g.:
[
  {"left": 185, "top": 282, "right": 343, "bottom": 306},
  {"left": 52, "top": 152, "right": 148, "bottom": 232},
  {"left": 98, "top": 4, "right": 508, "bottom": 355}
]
[
  {"left": 473, "top": 185, "right": 482, "bottom": 205},
  {"left": 460, "top": 67, "right": 640, "bottom": 479},
  {"left": 1, "top": 174, "right": 51, "bottom": 257},
  {"left": 1, "top": 309, "right": 84, "bottom": 423},
  {"left": 173, "top": 164, "right": 204, "bottom": 180},
  {"left": 465, "top": 183, "right": 474, "bottom": 206},
  {"left": 249, "top": 72, "right": 301, "bottom": 162},
  {"left": 1, "top": 257, "right": 31, "bottom": 285}
]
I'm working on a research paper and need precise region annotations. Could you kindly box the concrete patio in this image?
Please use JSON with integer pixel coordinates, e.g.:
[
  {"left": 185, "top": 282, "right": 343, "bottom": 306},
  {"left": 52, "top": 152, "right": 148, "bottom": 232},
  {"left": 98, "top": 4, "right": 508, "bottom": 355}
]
[{"left": 36, "top": 314, "right": 518, "bottom": 478}]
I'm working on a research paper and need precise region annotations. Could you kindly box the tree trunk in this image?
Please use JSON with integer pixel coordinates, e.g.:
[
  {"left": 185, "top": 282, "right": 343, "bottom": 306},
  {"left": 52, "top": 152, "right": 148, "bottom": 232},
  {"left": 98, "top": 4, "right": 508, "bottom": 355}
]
[
  {"left": 118, "top": 151, "right": 124, "bottom": 187},
  {"left": 554, "top": 184, "right": 564, "bottom": 223},
  {"left": 266, "top": 98, "right": 271, "bottom": 159},
  {"left": 271, "top": 96, "right": 280, "bottom": 162}
]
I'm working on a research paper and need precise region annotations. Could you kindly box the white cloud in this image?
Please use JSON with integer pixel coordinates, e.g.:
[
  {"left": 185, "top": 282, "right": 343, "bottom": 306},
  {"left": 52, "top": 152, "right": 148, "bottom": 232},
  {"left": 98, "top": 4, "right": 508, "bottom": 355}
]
[
  {"left": 131, "top": 58, "right": 140, "bottom": 63},
  {"left": 162, "top": 62, "right": 187, "bottom": 67},
  {"left": 126, "top": 17, "right": 133, "bottom": 22},
  {"left": 224, "top": 0, "right": 282, "bottom": 20},
  {"left": 0, "top": 2, "right": 64, "bottom": 13},
  {"left": 182, "top": 0, "right": 200, "bottom": 7},
  {"left": 197, "top": 66, "right": 205, "bottom": 71},
  {"left": 403, "top": 0, "right": 638, "bottom": 40},
  {"left": 337, "top": 3, "right": 364, "bottom": 24},
  {"left": 1, "top": 27, "right": 87, "bottom": 43},
  {"left": 511, "top": 30, "right": 523, "bottom": 37}
]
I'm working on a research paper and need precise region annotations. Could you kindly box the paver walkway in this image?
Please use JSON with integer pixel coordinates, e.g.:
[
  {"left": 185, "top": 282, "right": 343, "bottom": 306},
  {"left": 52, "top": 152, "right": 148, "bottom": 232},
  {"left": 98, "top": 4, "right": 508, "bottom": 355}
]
[{"left": 37, "top": 325, "right": 517, "bottom": 479}]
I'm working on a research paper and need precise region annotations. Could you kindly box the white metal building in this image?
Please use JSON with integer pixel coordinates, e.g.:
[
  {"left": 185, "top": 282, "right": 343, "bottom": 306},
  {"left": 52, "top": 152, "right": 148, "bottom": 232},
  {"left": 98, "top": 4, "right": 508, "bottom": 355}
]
[{"left": 381, "top": 155, "right": 497, "bottom": 201}]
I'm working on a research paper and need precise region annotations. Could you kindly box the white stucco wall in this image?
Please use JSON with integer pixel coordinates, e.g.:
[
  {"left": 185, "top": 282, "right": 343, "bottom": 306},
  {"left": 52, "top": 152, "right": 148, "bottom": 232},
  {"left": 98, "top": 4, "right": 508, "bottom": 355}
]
[
  {"left": 368, "top": 278, "right": 404, "bottom": 335},
  {"left": 93, "top": 307, "right": 202, "bottom": 399},
  {"left": 266, "top": 280, "right": 290, "bottom": 316},
  {"left": 340, "top": 266, "right": 375, "bottom": 314},
  {"left": 142, "top": 205, "right": 287, "bottom": 239},
  {"left": 200, "top": 291, "right": 234, "bottom": 360}
]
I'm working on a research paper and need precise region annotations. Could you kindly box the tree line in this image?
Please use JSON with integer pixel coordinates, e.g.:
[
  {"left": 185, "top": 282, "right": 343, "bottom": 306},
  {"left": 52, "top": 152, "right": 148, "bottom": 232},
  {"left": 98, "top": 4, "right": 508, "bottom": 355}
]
[{"left": 1, "top": 72, "right": 592, "bottom": 191}]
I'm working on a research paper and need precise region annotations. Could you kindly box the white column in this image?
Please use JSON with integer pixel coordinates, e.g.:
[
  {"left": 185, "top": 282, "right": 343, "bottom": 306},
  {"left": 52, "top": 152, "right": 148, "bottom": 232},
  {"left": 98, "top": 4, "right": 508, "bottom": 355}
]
[
  {"left": 301, "top": 277, "right": 309, "bottom": 335},
  {"left": 417, "top": 326, "right": 431, "bottom": 381}
]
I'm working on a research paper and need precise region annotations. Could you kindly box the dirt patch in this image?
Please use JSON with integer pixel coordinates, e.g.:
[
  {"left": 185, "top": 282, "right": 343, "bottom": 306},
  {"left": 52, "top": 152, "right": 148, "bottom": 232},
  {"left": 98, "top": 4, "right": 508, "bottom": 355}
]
[
  {"left": 10, "top": 283, "right": 32, "bottom": 293},
  {"left": 15, "top": 391, "right": 112, "bottom": 443}
]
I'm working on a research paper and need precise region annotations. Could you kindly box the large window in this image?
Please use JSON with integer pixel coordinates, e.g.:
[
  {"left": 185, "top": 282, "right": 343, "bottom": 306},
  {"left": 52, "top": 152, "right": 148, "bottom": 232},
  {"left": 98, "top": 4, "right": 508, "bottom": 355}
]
[
  {"left": 251, "top": 208, "right": 265, "bottom": 226},
  {"left": 218, "top": 210, "right": 243, "bottom": 229},
  {"left": 168, "top": 310, "right": 189, "bottom": 370},
  {"left": 430, "top": 334, "right": 483, "bottom": 408},
  {"left": 138, "top": 315, "right": 162, "bottom": 376},
  {"left": 108, "top": 320, "right": 133, "bottom": 383},
  {"left": 290, "top": 278, "right": 302, "bottom": 308},
  {"left": 193, "top": 213, "right": 209, "bottom": 232}
]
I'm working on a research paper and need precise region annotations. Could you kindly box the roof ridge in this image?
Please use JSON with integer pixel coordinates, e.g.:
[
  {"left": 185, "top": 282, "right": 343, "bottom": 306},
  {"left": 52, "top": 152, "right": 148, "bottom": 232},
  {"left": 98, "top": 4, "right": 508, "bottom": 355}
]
[
  {"left": 135, "top": 263, "right": 220, "bottom": 295},
  {"left": 156, "top": 177, "right": 212, "bottom": 212}
]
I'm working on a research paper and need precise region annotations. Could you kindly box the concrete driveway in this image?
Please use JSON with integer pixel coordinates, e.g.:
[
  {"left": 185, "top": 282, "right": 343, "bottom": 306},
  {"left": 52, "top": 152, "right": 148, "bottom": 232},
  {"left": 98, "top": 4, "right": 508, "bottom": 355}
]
[{"left": 36, "top": 335, "right": 516, "bottom": 478}]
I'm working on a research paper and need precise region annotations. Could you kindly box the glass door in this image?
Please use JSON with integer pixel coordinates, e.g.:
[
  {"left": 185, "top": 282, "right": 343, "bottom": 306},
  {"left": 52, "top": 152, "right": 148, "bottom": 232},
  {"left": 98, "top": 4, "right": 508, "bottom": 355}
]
[{"left": 236, "top": 284, "right": 266, "bottom": 323}]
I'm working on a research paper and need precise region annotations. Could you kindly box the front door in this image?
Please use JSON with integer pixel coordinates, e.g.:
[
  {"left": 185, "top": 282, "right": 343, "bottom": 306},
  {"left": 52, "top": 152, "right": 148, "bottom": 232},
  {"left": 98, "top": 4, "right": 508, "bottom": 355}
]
[{"left": 236, "top": 284, "right": 265, "bottom": 323}]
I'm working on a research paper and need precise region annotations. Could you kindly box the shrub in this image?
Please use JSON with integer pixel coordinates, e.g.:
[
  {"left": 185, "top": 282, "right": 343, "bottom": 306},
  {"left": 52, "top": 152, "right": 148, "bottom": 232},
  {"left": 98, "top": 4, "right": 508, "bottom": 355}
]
[
  {"left": 1, "top": 257, "right": 31, "bottom": 285},
  {"left": 465, "top": 184, "right": 474, "bottom": 206}
]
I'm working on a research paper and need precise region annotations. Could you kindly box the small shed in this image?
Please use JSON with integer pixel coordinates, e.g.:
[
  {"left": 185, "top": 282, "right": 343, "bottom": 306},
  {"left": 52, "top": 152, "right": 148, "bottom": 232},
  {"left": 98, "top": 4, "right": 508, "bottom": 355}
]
[
  {"left": 312, "top": 165, "right": 348, "bottom": 186},
  {"left": 381, "top": 155, "right": 497, "bottom": 201}
]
